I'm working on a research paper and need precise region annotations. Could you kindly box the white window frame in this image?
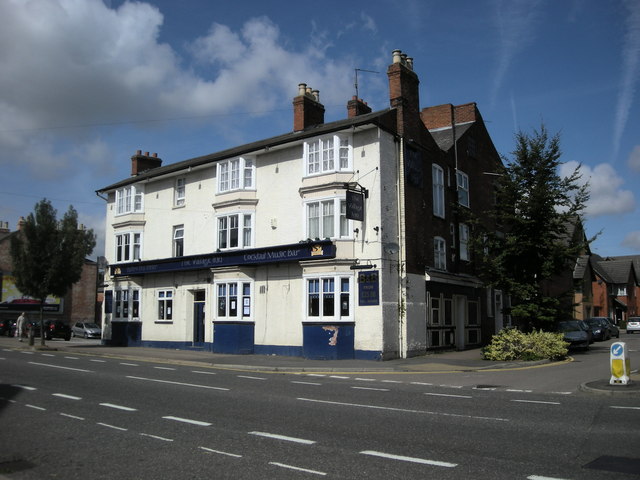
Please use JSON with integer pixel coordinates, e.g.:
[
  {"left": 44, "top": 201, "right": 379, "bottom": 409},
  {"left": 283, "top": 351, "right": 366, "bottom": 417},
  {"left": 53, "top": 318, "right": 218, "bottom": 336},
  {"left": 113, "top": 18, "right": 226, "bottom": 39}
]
[
  {"left": 217, "top": 157, "right": 255, "bottom": 193},
  {"left": 157, "top": 289, "right": 174, "bottom": 321},
  {"left": 173, "top": 225, "right": 184, "bottom": 257},
  {"left": 432, "top": 164, "right": 445, "bottom": 218},
  {"left": 434, "top": 236, "right": 446, "bottom": 270},
  {"left": 304, "top": 274, "right": 353, "bottom": 322},
  {"left": 457, "top": 170, "right": 470, "bottom": 207},
  {"left": 115, "top": 232, "right": 142, "bottom": 263},
  {"left": 217, "top": 212, "right": 253, "bottom": 250},
  {"left": 174, "top": 178, "right": 186, "bottom": 207},
  {"left": 215, "top": 281, "right": 253, "bottom": 321},
  {"left": 305, "top": 197, "right": 351, "bottom": 240},
  {"left": 459, "top": 223, "right": 470, "bottom": 262},
  {"left": 304, "top": 134, "right": 352, "bottom": 177},
  {"left": 113, "top": 287, "right": 140, "bottom": 321},
  {"left": 115, "top": 185, "right": 144, "bottom": 215}
]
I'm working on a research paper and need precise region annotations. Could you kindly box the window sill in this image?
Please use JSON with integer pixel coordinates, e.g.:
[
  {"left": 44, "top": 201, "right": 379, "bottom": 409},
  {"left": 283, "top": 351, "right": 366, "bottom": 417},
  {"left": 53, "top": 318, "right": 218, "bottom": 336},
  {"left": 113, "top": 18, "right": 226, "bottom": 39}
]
[{"left": 155, "top": 321, "right": 173, "bottom": 324}]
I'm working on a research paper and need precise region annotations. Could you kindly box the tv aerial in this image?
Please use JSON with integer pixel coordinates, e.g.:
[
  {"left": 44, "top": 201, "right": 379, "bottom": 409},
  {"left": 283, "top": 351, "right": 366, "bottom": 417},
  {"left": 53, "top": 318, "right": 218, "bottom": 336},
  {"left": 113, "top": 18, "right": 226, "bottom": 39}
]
[{"left": 354, "top": 68, "right": 379, "bottom": 99}]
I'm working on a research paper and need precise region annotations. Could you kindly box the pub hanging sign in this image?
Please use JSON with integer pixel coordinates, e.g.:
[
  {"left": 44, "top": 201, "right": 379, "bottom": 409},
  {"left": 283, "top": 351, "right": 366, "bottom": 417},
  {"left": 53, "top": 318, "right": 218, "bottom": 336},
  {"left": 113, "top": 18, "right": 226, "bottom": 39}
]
[
  {"left": 346, "top": 189, "right": 365, "bottom": 221},
  {"left": 358, "top": 270, "right": 380, "bottom": 306}
]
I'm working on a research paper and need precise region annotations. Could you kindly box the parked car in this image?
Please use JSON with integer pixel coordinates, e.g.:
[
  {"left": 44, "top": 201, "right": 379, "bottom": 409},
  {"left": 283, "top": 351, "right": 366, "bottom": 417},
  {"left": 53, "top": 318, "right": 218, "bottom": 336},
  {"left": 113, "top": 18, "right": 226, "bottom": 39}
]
[
  {"left": 12, "top": 320, "right": 42, "bottom": 338},
  {"left": 585, "top": 317, "right": 620, "bottom": 341},
  {"left": 43, "top": 320, "right": 71, "bottom": 341},
  {"left": 0, "top": 319, "right": 14, "bottom": 336},
  {"left": 72, "top": 322, "right": 102, "bottom": 339},
  {"left": 557, "top": 320, "right": 590, "bottom": 350},
  {"left": 627, "top": 316, "right": 640, "bottom": 334},
  {"left": 578, "top": 320, "right": 594, "bottom": 344}
]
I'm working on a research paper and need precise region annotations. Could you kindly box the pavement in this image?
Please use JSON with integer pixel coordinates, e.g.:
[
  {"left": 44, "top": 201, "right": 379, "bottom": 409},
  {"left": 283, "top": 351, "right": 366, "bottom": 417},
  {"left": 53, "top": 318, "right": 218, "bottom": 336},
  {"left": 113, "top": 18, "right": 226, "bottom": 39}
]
[{"left": 2, "top": 336, "right": 639, "bottom": 395}]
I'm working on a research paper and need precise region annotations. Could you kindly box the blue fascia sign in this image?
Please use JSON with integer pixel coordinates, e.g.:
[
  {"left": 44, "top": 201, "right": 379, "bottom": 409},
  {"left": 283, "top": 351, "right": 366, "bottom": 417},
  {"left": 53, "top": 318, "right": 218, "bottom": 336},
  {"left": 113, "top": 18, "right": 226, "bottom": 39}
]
[{"left": 111, "top": 240, "right": 336, "bottom": 277}]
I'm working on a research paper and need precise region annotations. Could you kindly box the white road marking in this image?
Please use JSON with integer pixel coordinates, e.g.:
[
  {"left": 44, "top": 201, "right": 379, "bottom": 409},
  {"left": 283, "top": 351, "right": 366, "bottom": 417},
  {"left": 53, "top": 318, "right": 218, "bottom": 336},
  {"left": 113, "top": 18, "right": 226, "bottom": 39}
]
[
  {"left": 154, "top": 366, "right": 176, "bottom": 370},
  {"left": 425, "top": 392, "right": 472, "bottom": 399},
  {"left": 100, "top": 403, "right": 137, "bottom": 412},
  {"left": 512, "top": 399, "right": 560, "bottom": 405},
  {"left": 237, "top": 375, "right": 266, "bottom": 380},
  {"left": 249, "top": 431, "right": 316, "bottom": 445},
  {"left": 120, "top": 363, "right": 139, "bottom": 366},
  {"left": 90, "top": 359, "right": 107, "bottom": 363},
  {"left": 269, "top": 462, "right": 326, "bottom": 476},
  {"left": 329, "top": 375, "right": 350, "bottom": 379},
  {"left": 29, "top": 362, "right": 91, "bottom": 373},
  {"left": 506, "top": 389, "right": 533, "bottom": 393},
  {"left": 64, "top": 356, "right": 79, "bottom": 360},
  {"left": 40, "top": 353, "right": 54, "bottom": 357},
  {"left": 126, "top": 376, "right": 229, "bottom": 391},
  {"left": 140, "top": 433, "right": 173, "bottom": 442},
  {"left": 527, "top": 476, "right": 570, "bottom": 480},
  {"left": 610, "top": 405, "right": 640, "bottom": 410},
  {"left": 192, "top": 370, "right": 217, "bottom": 375},
  {"left": 360, "top": 450, "right": 457, "bottom": 468},
  {"left": 20, "top": 351, "right": 34, "bottom": 355},
  {"left": 26, "top": 404, "right": 45, "bottom": 411},
  {"left": 162, "top": 416, "right": 212, "bottom": 427},
  {"left": 351, "top": 387, "right": 390, "bottom": 392},
  {"left": 199, "top": 447, "right": 242, "bottom": 458},
  {"left": 298, "top": 398, "right": 509, "bottom": 422},
  {"left": 381, "top": 380, "right": 402, "bottom": 384},
  {"left": 60, "top": 413, "right": 85, "bottom": 420},
  {"left": 291, "top": 381, "right": 322, "bottom": 386},
  {"left": 12, "top": 384, "right": 36, "bottom": 391},
  {"left": 97, "top": 422, "right": 127, "bottom": 431},
  {"left": 411, "top": 382, "right": 433, "bottom": 386},
  {"left": 355, "top": 378, "right": 376, "bottom": 382},
  {"left": 549, "top": 392, "right": 573, "bottom": 395},
  {"left": 439, "top": 384, "right": 464, "bottom": 389},
  {"left": 53, "top": 393, "right": 82, "bottom": 400},
  {"left": 306, "top": 374, "right": 326, "bottom": 377}
]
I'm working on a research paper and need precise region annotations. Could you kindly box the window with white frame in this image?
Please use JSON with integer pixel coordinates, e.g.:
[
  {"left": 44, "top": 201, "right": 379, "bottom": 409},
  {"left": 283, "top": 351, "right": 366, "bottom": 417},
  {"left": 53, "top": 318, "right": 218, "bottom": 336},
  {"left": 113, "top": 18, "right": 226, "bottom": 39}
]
[
  {"left": 115, "top": 185, "right": 144, "bottom": 215},
  {"left": 306, "top": 275, "right": 351, "bottom": 320},
  {"left": 217, "top": 157, "right": 255, "bottom": 193},
  {"left": 432, "top": 164, "right": 445, "bottom": 218},
  {"left": 305, "top": 135, "right": 351, "bottom": 176},
  {"left": 173, "top": 225, "right": 184, "bottom": 257},
  {"left": 459, "top": 223, "right": 470, "bottom": 261},
  {"left": 216, "top": 281, "right": 252, "bottom": 319},
  {"left": 174, "top": 178, "right": 186, "bottom": 207},
  {"left": 113, "top": 287, "right": 140, "bottom": 320},
  {"left": 617, "top": 286, "right": 627, "bottom": 296},
  {"left": 115, "top": 232, "right": 142, "bottom": 263},
  {"left": 217, "top": 213, "right": 253, "bottom": 250},
  {"left": 457, "top": 170, "right": 470, "bottom": 207},
  {"left": 305, "top": 198, "right": 350, "bottom": 239},
  {"left": 434, "top": 237, "right": 446, "bottom": 270},
  {"left": 157, "top": 290, "right": 173, "bottom": 321}
]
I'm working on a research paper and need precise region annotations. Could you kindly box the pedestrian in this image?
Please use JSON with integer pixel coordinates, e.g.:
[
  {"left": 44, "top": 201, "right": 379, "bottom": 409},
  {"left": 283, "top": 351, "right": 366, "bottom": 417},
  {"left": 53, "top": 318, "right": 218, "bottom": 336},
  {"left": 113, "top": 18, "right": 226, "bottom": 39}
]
[{"left": 16, "top": 312, "right": 26, "bottom": 342}]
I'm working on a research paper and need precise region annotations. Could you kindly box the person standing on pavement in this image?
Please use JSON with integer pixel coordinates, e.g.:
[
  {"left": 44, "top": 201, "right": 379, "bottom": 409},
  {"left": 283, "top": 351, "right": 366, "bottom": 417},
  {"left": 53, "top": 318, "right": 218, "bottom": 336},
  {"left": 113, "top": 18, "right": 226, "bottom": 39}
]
[{"left": 16, "top": 312, "right": 26, "bottom": 341}]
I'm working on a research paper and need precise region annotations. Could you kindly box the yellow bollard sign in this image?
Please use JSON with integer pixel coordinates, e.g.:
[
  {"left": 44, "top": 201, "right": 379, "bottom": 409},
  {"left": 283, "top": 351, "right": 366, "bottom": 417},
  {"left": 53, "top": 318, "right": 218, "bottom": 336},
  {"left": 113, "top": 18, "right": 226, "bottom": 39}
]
[{"left": 610, "top": 342, "right": 631, "bottom": 385}]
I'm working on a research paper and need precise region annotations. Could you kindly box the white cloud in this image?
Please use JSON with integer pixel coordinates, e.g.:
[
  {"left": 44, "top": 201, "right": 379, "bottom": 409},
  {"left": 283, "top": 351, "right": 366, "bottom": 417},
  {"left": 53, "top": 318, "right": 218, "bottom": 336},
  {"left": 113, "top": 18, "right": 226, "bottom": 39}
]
[
  {"left": 612, "top": 0, "right": 640, "bottom": 159},
  {"left": 627, "top": 145, "right": 640, "bottom": 172},
  {"left": 622, "top": 231, "right": 640, "bottom": 250},
  {"left": 560, "top": 161, "right": 635, "bottom": 216}
]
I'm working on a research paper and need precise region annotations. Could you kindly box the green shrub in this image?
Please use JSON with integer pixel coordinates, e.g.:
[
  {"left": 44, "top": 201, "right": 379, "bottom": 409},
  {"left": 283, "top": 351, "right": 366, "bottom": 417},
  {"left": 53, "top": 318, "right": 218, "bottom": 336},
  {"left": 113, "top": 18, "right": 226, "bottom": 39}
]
[{"left": 482, "top": 328, "right": 568, "bottom": 361}]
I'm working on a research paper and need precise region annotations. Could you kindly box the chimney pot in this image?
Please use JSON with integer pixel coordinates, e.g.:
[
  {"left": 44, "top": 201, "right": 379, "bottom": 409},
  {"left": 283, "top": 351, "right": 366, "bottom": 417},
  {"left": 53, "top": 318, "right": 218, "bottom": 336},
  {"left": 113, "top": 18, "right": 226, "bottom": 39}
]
[
  {"left": 392, "top": 49, "right": 402, "bottom": 64},
  {"left": 312, "top": 89, "right": 320, "bottom": 102},
  {"left": 136, "top": 150, "right": 142, "bottom": 155},
  {"left": 144, "top": 151, "right": 149, "bottom": 156},
  {"left": 298, "top": 83, "right": 307, "bottom": 96}
]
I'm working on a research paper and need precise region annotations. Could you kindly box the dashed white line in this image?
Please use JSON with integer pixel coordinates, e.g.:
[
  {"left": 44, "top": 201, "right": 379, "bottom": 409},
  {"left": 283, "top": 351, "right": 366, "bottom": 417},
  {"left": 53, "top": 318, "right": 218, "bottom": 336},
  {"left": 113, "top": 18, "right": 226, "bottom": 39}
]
[
  {"left": 527, "top": 476, "right": 570, "bottom": 480},
  {"left": 237, "top": 375, "right": 266, "bottom": 380},
  {"left": 411, "top": 382, "right": 433, "bottom": 386},
  {"left": 381, "top": 380, "right": 402, "bottom": 384},
  {"left": 90, "top": 359, "right": 107, "bottom": 363},
  {"left": 120, "top": 362, "right": 139, "bottom": 366},
  {"left": 329, "top": 375, "right": 350, "bottom": 379},
  {"left": 26, "top": 404, "right": 46, "bottom": 411},
  {"left": 192, "top": 370, "right": 217, "bottom": 375},
  {"left": 162, "top": 416, "right": 212, "bottom": 427},
  {"left": 12, "top": 384, "right": 36, "bottom": 391},
  {"left": 355, "top": 378, "right": 376, "bottom": 382},
  {"left": 60, "top": 413, "right": 84, "bottom": 420},
  {"left": 140, "top": 433, "right": 173, "bottom": 442},
  {"left": 610, "top": 405, "right": 640, "bottom": 410},
  {"left": 269, "top": 462, "right": 326, "bottom": 476},
  {"left": 97, "top": 422, "right": 127, "bottom": 431},
  {"left": 53, "top": 393, "right": 82, "bottom": 400},
  {"left": 64, "top": 356, "right": 79, "bottom": 360},
  {"left": 291, "top": 381, "right": 322, "bottom": 386},
  {"left": 506, "top": 389, "right": 533, "bottom": 393},
  {"left": 154, "top": 366, "right": 176, "bottom": 371},
  {"left": 249, "top": 431, "right": 316, "bottom": 445},
  {"left": 41, "top": 353, "right": 54, "bottom": 357},
  {"left": 351, "top": 386, "right": 390, "bottom": 392},
  {"left": 425, "top": 392, "right": 472, "bottom": 399},
  {"left": 439, "top": 384, "right": 464, "bottom": 389},
  {"left": 127, "top": 376, "right": 229, "bottom": 391},
  {"left": 360, "top": 450, "right": 457, "bottom": 468},
  {"left": 29, "top": 362, "right": 91, "bottom": 373},
  {"left": 549, "top": 392, "right": 573, "bottom": 395},
  {"left": 306, "top": 374, "right": 326, "bottom": 377},
  {"left": 512, "top": 399, "right": 560, "bottom": 405},
  {"left": 100, "top": 403, "right": 137, "bottom": 412},
  {"left": 199, "top": 447, "right": 242, "bottom": 458}
]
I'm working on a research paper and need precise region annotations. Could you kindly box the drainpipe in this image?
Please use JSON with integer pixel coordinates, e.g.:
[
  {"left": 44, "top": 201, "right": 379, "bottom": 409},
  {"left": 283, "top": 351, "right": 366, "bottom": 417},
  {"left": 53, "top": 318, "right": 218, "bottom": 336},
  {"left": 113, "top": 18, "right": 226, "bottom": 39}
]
[{"left": 397, "top": 137, "right": 408, "bottom": 358}]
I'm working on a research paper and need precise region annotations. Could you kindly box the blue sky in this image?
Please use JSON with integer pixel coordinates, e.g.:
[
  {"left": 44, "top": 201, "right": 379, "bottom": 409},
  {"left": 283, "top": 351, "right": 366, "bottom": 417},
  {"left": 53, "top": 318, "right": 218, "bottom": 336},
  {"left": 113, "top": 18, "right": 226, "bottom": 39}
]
[{"left": 1, "top": 0, "right": 639, "bottom": 259}]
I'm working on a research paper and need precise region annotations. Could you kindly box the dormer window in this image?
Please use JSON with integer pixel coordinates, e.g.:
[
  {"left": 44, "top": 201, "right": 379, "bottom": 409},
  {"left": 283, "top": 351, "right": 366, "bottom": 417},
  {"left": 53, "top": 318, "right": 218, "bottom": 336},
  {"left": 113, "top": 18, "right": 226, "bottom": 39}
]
[
  {"left": 217, "top": 157, "right": 255, "bottom": 194},
  {"left": 304, "top": 134, "right": 351, "bottom": 176}
]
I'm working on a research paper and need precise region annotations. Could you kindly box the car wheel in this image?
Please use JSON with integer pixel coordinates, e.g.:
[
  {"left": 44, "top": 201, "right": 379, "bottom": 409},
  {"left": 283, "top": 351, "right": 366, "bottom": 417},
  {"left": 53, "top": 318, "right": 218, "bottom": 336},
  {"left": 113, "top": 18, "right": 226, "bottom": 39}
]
[
  {"left": 84, "top": 333, "right": 88, "bottom": 338},
  {"left": 65, "top": 335, "right": 71, "bottom": 341}
]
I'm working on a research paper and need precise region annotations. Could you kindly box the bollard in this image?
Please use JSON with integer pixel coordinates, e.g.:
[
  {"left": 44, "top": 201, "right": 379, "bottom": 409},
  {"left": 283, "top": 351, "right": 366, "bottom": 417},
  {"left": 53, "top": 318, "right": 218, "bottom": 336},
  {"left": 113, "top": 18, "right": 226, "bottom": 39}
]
[{"left": 610, "top": 342, "right": 631, "bottom": 385}]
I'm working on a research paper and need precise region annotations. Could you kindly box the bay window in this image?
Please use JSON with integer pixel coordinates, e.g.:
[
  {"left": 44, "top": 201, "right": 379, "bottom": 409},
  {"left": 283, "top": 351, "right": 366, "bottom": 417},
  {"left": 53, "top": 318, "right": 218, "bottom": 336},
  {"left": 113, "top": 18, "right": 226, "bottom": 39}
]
[
  {"left": 216, "top": 281, "right": 252, "bottom": 319},
  {"left": 116, "top": 185, "right": 144, "bottom": 215},
  {"left": 305, "top": 135, "right": 351, "bottom": 176},
  {"left": 306, "top": 198, "right": 350, "bottom": 239},
  {"left": 217, "top": 157, "right": 255, "bottom": 193},
  {"left": 115, "top": 232, "right": 142, "bottom": 263},
  {"left": 306, "top": 275, "right": 351, "bottom": 321}
]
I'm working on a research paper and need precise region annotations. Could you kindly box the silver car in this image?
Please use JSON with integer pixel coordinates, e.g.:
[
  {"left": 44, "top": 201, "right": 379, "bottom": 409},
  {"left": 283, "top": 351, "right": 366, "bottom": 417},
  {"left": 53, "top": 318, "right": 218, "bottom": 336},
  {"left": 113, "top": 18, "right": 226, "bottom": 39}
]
[
  {"left": 72, "top": 322, "right": 102, "bottom": 339},
  {"left": 627, "top": 317, "right": 640, "bottom": 334}
]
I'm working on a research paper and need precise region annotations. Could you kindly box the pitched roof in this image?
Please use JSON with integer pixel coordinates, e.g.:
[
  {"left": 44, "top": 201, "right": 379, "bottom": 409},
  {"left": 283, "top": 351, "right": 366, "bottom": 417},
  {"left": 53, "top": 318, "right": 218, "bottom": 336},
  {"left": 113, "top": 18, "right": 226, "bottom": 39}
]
[
  {"left": 97, "top": 108, "right": 398, "bottom": 193},
  {"left": 593, "top": 258, "right": 637, "bottom": 284},
  {"left": 428, "top": 123, "right": 474, "bottom": 152}
]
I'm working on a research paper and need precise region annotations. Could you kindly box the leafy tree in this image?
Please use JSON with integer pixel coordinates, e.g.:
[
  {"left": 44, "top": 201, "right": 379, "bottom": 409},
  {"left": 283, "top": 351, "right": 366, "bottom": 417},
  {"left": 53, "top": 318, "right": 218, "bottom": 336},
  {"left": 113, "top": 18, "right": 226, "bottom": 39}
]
[
  {"left": 473, "top": 125, "right": 590, "bottom": 331},
  {"left": 10, "top": 199, "right": 96, "bottom": 346}
]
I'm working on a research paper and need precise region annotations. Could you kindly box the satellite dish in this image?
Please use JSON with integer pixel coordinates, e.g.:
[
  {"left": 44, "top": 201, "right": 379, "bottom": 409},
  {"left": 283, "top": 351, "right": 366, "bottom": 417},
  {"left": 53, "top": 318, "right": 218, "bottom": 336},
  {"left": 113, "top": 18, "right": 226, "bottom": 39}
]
[{"left": 384, "top": 243, "right": 400, "bottom": 255}]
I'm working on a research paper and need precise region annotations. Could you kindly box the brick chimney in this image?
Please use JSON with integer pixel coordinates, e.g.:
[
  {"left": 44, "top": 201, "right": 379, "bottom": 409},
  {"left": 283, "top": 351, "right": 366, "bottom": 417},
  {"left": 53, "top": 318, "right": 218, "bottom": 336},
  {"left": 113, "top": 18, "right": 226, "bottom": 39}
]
[
  {"left": 347, "top": 96, "right": 372, "bottom": 118},
  {"left": 131, "top": 150, "right": 162, "bottom": 176},
  {"left": 0, "top": 221, "right": 9, "bottom": 234},
  {"left": 387, "top": 49, "right": 421, "bottom": 138},
  {"left": 421, "top": 103, "right": 478, "bottom": 130},
  {"left": 293, "top": 83, "right": 325, "bottom": 132}
]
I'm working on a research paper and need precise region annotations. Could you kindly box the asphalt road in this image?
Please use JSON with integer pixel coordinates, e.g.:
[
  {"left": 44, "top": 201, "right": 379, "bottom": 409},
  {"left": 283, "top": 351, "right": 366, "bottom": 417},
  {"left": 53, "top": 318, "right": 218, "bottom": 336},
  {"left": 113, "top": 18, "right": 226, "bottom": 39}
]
[{"left": 1, "top": 337, "right": 639, "bottom": 479}]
